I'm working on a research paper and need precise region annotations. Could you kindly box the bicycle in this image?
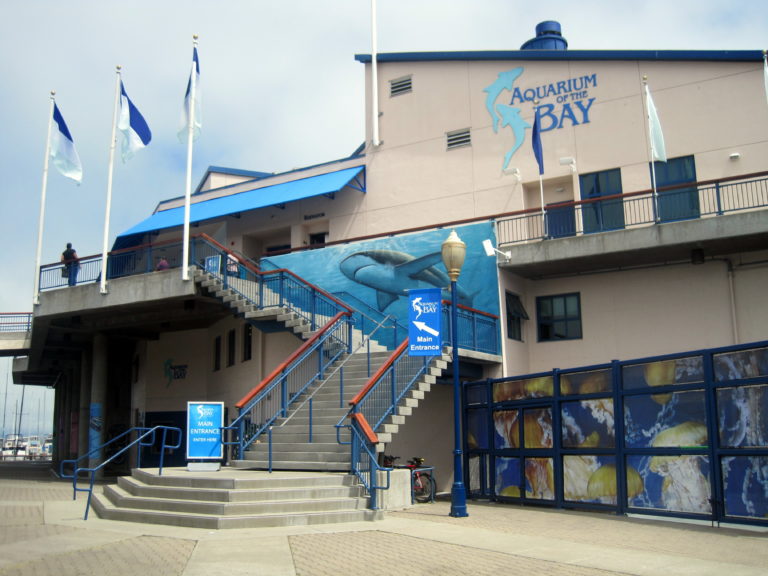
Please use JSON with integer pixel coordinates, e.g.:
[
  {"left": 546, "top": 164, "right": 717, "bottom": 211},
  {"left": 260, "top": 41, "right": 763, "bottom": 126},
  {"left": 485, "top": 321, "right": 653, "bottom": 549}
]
[{"left": 382, "top": 454, "right": 436, "bottom": 503}]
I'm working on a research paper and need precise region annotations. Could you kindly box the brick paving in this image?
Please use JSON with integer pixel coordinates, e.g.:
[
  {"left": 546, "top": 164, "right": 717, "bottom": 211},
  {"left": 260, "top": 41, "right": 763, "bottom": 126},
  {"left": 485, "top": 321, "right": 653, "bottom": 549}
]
[
  {"left": 0, "top": 462, "right": 766, "bottom": 576},
  {"left": 289, "top": 531, "right": 627, "bottom": 576}
]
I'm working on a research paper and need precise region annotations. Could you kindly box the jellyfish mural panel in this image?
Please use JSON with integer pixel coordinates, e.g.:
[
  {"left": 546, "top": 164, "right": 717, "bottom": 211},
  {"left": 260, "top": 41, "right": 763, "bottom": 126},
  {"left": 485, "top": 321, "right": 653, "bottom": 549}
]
[
  {"left": 622, "top": 356, "right": 704, "bottom": 391},
  {"left": 627, "top": 452, "right": 712, "bottom": 515},
  {"left": 721, "top": 456, "right": 768, "bottom": 520},
  {"left": 561, "top": 398, "right": 615, "bottom": 449},
  {"left": 624, "top": 390, "right": 707, "bottom": 449},
  {"left": 467, "top": 408, "right": 489, "bottom": 451},
  {"left": 495, "top": 456, "right": 522, "bottom": 498},
  {"left": 714, "top": 346, "right": 768, "bottom": 381},
  {"left": 560, "top": 368, "right": 612, "bottom": 395},
  {"left": 524, "top": 457, "right": 555, "bottom": 500},
  {"left": 717, "top": 384, "right": 768, "bottom": 449},
  {"left": 523, "top": 407, "right": 553, "bottom": 449},
  {"left": 493, "top": 376, "right": 553, "bottom": 402},
  {"left": 493, "top": 409, "right": 520, "bottom": 449}
]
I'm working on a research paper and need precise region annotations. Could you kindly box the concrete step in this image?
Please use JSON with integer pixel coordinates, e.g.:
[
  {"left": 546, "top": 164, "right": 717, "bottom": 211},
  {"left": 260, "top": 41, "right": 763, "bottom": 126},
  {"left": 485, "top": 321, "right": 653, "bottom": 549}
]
[{"left": 90, "top": 468, "right": 380, "bottom": 529}]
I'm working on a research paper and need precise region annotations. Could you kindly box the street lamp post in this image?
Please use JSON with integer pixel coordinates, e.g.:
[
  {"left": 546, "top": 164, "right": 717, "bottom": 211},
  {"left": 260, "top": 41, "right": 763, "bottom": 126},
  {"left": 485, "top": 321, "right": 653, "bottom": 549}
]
[{"left": 441, "top": 229, "right": 468, "bottom": 518}]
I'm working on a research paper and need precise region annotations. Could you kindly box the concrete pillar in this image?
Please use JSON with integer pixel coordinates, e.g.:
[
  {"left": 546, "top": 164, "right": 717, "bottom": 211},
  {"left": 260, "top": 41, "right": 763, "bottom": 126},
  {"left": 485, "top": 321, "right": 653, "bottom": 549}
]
[{"left": 88, "top": 333, "right": 108, "bottom": 474}]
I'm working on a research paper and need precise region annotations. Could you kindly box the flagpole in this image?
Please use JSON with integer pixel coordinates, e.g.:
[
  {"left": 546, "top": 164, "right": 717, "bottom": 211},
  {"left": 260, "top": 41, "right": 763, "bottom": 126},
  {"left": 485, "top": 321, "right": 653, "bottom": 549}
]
[
  {"left": 534, "top": 102, "right": 546, "bottom": 237},
  {"left": 643, "top": 76, "right": 660, "bottom": 222},
  {"left": 100, "top": 66, "right": 122, "bottom": 295},
  {"left": 371, "top": 0, "right": 380, "bottom": 147},
  {"left": 182, "top": 35, "right": 198, "bottom": 282},
  {"left": 33, "top": 92, "right": 57, "bottom": 306}
]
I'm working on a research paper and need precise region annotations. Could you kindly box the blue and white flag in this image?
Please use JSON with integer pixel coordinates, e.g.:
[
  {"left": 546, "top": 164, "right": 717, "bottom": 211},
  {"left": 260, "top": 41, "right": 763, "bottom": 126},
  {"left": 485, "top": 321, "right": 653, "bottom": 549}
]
[
  {"left": 178, "top": 46, "right": 201, "bottom": 142},
  {"left": 645, "top": 83, "right": 667, "bottom": 163},
  {"left": 532, "top": 107, "right": 544, "bottom": 175},
  {"left": 118, "top": 80, "right": 152, "bottom": 162},
  {"left": 51, "top": 103, "right": 83, "bottom": 184}
]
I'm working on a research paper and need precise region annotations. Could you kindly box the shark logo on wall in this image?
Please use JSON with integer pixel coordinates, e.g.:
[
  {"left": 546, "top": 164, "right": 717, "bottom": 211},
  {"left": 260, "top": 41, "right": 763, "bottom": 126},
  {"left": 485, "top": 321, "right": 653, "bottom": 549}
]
[
  {"left": 484, "top": 66, "right": 530, "bottom": 170},
  {"left": 339, "top": 249, "right": 471, "bottom": 311}
]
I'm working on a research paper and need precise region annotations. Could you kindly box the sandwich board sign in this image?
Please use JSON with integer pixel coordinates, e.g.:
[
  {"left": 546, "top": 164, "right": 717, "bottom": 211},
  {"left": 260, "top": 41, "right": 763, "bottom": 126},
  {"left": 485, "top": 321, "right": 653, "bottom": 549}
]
[
  {"left": 408, "top": 288, "right": 442, "bottom": 356},
  {"left": 187, "top": 401, "right": 224, "bottom": 471}
]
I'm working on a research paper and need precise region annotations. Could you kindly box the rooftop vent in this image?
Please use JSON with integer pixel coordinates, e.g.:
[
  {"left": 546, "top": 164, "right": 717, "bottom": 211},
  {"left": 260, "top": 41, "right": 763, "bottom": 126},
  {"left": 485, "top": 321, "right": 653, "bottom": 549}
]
[{"left": 520, "top": 20, "right": 568, "bottom": 50}]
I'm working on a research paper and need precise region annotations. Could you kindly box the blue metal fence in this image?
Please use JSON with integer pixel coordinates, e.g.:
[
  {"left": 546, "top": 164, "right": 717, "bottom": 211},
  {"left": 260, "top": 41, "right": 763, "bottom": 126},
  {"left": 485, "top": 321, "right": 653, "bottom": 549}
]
[{"left": 464, "top": 339, "right": 768, "bottom": 527}]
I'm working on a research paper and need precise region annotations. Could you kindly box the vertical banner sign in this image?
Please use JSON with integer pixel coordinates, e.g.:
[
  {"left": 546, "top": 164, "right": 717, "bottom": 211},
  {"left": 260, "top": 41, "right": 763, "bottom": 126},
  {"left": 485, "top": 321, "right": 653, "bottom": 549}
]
[
  {"left": 408, "top": 288, "right": 442, "bottom": 356},
  {"left": 186, "top": 401, "right": 224, "bottom": 460}
]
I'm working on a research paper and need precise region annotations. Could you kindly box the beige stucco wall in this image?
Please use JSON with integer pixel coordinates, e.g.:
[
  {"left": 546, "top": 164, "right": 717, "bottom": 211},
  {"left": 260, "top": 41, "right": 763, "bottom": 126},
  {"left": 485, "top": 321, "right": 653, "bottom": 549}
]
[
  {"left": 141, "top": 317, "right": 302, "bottom": 419},
  {"left": 497, "top": 251, "right": 768, "bottom": 375}
]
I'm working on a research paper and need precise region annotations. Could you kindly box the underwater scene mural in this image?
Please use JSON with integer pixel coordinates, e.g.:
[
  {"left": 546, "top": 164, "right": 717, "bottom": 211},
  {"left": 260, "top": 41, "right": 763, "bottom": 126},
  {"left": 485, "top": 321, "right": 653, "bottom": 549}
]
[
  {"left": 263, "top": 222, "right": 500, "bottom": 336},
  {"left": 474, "top": 345, "right": 768, "bottom": 523}
]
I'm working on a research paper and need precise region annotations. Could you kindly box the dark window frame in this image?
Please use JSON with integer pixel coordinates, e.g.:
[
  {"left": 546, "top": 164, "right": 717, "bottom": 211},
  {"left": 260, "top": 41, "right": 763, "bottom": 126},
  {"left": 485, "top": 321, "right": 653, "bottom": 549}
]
[
  {"left": 227, "top": 329, "right": 236, "bottom": 367},
  {"left": 536, "top": 293, "right": 582, "bottom": 342},
  {"left": 243, "top": 324, "right": 253, "bottom": 362},
  {"left": 505, "top": 291, "right": 528, "bottom": 342}
]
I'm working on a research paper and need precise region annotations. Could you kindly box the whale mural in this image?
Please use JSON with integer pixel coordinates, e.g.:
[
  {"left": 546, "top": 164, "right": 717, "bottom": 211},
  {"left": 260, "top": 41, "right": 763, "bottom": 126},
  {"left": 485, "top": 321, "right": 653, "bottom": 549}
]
[
  {"left": 262, "top": 222, "right": 499, "bottom": 331},
  {"left": 339, "top": 249, "right": 472, "bottom": 311}
]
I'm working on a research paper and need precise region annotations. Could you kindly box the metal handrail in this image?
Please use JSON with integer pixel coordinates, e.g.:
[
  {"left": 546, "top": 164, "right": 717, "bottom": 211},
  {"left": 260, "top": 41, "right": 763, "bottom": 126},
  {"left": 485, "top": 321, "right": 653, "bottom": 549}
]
[
  {"left": 0, "top": 313, "right": 32, "bottom": 333},
  {"left": 59, "top": 425, "right": 182, "bottom": 520},
  {"left": 496, "top": 172, "right": 768, "bottom": 246},
  {"left": 336, "top": 420, "right": 390, "bottom": 510}
]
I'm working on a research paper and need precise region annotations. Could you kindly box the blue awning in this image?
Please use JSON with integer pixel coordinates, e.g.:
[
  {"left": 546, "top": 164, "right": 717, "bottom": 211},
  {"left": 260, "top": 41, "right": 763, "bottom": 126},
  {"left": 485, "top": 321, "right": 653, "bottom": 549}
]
[{"left": 117, "top": 165, "right": 365, "bottom": 238}]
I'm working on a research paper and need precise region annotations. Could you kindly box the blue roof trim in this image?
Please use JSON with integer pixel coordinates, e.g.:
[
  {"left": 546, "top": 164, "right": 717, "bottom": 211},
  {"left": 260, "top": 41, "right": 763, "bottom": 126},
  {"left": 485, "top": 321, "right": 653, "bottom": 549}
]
[
  {"left": 355, "top": 49, "right": 763, "bottom": 63},
  {"left": 117, "top": 165, "right": 366, "bottom": 238}
]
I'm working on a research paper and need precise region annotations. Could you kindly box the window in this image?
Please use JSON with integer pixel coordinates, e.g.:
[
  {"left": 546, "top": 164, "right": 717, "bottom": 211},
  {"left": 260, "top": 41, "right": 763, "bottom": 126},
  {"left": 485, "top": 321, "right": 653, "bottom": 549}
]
[
  {"left": 537, "top": 293, "right": 582, "bottom": 341},
  {"left": 227, "top": 329, "right": 236, "bottom": 367},
  {"left": 213, "top": 336, "right": 221, "bottom": 371},
  {"left": 505, "top": 292, "right": 528, "bottom": 341},
  {"left": 390, "top": 76, "right": 412, "bottom": 97},
  {"left": 652, "top": 155, "right": 698, "bottom": 222},
  {"left": 580, "top": 168, "right": 624, "bottom": 233},
  {"left": 446, "top": 128, "right": 471, "bottom": 149},
  {"left": 243, "top": 324, "right": 252, "bottom": 362}
]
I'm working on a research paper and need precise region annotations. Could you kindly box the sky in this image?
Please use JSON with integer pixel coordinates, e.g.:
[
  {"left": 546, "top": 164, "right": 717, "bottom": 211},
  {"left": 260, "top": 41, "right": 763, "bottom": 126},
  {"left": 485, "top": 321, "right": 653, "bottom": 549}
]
[{"left": 1, "top": 0, "right": 766, "bottom": 437}]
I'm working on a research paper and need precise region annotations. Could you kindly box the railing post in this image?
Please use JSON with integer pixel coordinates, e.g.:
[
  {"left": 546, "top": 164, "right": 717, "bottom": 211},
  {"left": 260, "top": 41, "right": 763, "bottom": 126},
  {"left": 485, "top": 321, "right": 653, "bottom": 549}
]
[
  {"left": 308, "top": 398, "right": 313, "bottom": 443},
  {"left": 715, "top": 182, "right": 723, "bottom": 215},
  {"left": 268, "top": 427, "right": 273, "bottom": 473}
]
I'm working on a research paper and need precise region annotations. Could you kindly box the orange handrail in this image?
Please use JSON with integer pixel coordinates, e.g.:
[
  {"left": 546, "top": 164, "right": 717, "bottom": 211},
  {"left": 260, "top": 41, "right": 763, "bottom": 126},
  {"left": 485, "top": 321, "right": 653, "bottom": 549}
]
[
  {"left": 350, "top": 412, "right": 378, "bottom": 444},
  {"left": 349, "top": 338, "right": 409, "bottom": 407}
]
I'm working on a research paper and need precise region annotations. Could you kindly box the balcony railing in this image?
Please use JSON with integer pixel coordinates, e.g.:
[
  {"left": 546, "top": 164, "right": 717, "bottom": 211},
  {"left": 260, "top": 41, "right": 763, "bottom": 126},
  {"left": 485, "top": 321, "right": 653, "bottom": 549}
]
[
  {"left": 0, "top": 313, "right": 32, "bottom": 333},
  {"left": 496, "top": 171, "right": 768, "bottom": 246}
]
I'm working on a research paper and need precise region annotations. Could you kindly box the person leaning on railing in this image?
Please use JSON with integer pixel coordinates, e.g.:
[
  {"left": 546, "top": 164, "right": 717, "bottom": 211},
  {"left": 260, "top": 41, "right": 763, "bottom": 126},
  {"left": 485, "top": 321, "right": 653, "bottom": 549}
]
[{"left": 61, "top": 242, "right": 80, "bottom": 287}]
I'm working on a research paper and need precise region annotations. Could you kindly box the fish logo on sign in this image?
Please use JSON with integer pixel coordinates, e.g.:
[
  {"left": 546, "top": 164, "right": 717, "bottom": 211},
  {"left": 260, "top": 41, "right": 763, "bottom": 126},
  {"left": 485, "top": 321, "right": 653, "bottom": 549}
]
[{"left": 408, "top": 288, "right": 442, "bottom": 356}]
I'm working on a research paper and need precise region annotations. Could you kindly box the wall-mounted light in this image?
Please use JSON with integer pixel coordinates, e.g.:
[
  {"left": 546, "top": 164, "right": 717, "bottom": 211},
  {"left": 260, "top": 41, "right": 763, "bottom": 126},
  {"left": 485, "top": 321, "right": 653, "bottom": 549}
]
[
  {"left": 482, "top": 239, "right": 511, "bottom": 261},
  {"left": 729, "top": 152, "right": 741, "bottom": 160},
  {"left": 559, "top": 156, "right": 577, "bottom": 174}
]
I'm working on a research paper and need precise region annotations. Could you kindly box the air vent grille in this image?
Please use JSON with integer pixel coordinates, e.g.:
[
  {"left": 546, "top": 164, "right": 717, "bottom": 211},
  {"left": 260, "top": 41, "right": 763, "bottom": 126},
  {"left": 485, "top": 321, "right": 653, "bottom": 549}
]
[
  {"left": 390, "top": 76, "right": 412, "bottom": 96},
  {"left": 446, "top": 128, "right": 471, "bottom": 149}
]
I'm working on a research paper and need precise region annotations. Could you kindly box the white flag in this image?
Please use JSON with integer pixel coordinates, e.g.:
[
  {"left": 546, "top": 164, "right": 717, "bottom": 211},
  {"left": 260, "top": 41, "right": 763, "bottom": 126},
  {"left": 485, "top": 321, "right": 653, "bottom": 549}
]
[
  {"left": 645, "top": 83, "right": 666, "bottom": 163},
  {"left": 51, "top": 103, "right": 83, "bottom": 183}
]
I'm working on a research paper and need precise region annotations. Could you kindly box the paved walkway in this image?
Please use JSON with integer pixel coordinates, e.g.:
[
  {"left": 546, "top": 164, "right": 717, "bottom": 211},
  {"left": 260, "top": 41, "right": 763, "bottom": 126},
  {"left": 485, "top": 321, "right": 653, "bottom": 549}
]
[{"left": 0, "top": 461, "right": 766, "bottom": 575}]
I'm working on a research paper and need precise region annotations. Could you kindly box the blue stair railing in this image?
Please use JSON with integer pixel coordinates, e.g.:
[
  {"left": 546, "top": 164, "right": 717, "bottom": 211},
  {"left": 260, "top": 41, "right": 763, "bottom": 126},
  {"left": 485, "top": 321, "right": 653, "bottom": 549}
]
[
  {"left": 336, "top": 338, "right": 442, "bottom": 507},
  {"left": 59, "top": 425, "right": 183, "bottom": 520},
  {"left": 226, "top": 311, "right": 353, "bottom": 460}
]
